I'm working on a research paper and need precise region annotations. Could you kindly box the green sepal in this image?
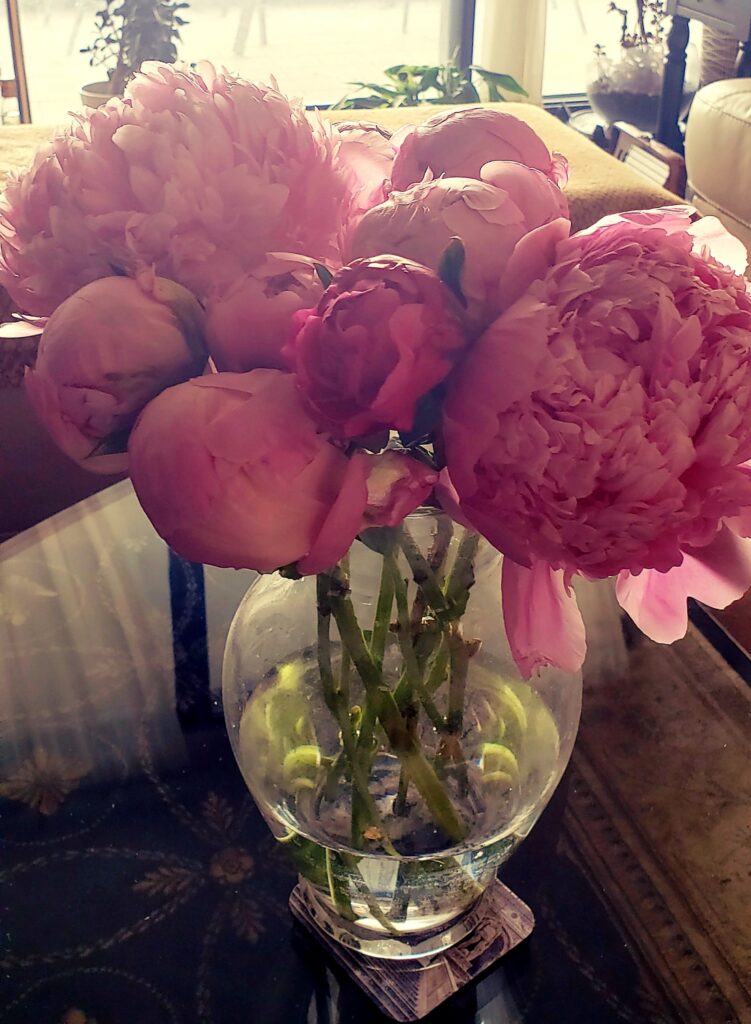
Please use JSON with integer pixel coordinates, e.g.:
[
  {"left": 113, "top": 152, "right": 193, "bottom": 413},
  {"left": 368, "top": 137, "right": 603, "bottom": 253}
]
[
  {"left": 437, "top": 238, "right": 467, "bottom": 308},
  {"left": 357, "top": 526, "right": 399, "bottom": 556},
  {"left": 88, "top": 427, "right": 131, "bottom": 458},
  {"left": 314, "top": 263, "right": 333, "bottom": 288},
  {"left": 279, "top": 563, "right": 303, "bottom": 580}
]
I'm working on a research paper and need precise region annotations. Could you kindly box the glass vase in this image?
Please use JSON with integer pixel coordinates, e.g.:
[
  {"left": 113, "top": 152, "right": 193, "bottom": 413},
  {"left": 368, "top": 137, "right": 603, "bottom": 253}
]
[{"left": 222, "top": 510, "right": 582, "bottom": 959}]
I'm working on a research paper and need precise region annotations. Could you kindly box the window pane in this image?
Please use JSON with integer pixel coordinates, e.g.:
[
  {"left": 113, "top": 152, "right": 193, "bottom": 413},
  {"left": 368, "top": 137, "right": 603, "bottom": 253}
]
[
  {"left": 544, "top": 0, "right": 617, "bottom": 96},
  {"left": 8, "top": 0, "right": 452, "bottom": 124}
]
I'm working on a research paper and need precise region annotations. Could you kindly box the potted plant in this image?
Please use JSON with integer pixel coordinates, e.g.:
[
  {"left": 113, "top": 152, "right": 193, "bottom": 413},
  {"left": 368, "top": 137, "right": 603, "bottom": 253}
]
[
  {"left": 334, "top": 62, "right": 527, "bottom": 110},
  {"left": 80, "top": 0, "right": 189, "bottom": 108},
  {"left": 586, "top": 0, "right": 698, "bottom": 132}
]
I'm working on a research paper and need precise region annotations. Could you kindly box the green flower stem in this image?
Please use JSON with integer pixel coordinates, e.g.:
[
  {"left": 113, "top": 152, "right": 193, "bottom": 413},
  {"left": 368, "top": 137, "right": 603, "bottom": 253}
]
[
  {"left": 424, "top": 638, "right": 450, "bottom": 696},
  {"left": 445, "top": 530, "right": 481, "bottom": 604},
  {"left": 316, "top": 575, "right": 397, "bottom": 855},
  {"left": 325, "top": 567, "right": 468, "bottom": 844},
  {"left": 387, "top": 553, "right": 421, "bottom": 816},
  {"left": 340, "top": 852, "right": 401, "bottom": 934},
  {"left": 447, "top": 626, "right": 470, "bottom": 738},
  {"left": 370, "top": 558, "right": 395, "bottom": 667},
  {"left": 394, "top": 768, "right": 410, "bottom": 819},
  {"left": 387, "top": 554, "right": 422, "bottom": 701},
  {"left": 430, "top": 515, "right": 455, "bottom": 579},
  {"left": 394, "top": 526, "right": 478, "bottom": 697},
  {"left": 339, "top": 646, "right": 351, "bottom": 700},
  {"left": 398, "top": 527, "right": 451, "bottom": 619},
  {"left": 388, "top": 555, "right": 446, "bottom": 733},
  {"left": 326, "top": 849, "right": 356, "bottom": 922}
]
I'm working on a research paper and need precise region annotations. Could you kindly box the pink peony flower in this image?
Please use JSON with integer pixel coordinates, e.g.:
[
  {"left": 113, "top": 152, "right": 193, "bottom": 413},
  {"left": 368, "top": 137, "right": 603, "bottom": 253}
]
[
  {"left": 334, "top": 121, "right": 395, "bottom": 239},
  {"left": 128, "top": 370, "right": 371, "bottom": 574},
  {"left": 390, "top": 108, "right": 569, "bottom": 192},
  {"left": 348, "top": 171, "right": 569, "bottom": 329},
  {"left": 25, "top": 274, "right": 207, "bottom": 474},
  {"left": 205, "top": 253, "right": 324, "bottom": 371},
  {"left": 441, "top": 210, "right": 751, "bottom": 675},
  {"left": 0, "top": 62, "right": 348, "bottom": 316},
  {"left": 284, "top": 256, "right": 468, "bottom": 439},
  {"left": 363, "top": 451, "right": 438, "bottom": 527}
]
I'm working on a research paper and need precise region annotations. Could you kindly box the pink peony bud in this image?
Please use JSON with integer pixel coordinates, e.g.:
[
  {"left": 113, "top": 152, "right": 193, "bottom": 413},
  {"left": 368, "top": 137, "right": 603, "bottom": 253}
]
[
  {"left": 364, "top": 451, "right": 438, "bottom": 527},
  {"left": 128, "top": 370, "right": 370, "bottom": 574},
  {"left": 25, "top": 274, "right": 207, "bottom": 474},
  {"left": 285, "top": 256, "right": 468, "bottom": 439},
  {"left": 205, "top": 253, "right": 325, "bottom": 371},
  {"left": 334, "top": 121, "right": 395, "bottom": 244},
  {"left": 390, "top": 108, "right": 568, "bottom": 192},
  {"left": 348, "top": 171, "right": 569, "bottom": 330}
]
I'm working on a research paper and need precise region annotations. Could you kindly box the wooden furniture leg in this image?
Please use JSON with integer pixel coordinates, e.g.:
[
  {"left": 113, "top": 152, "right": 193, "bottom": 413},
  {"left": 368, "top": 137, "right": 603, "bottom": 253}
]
[{"left": 656, "top": 14, "right": 690, "bottom": 153}]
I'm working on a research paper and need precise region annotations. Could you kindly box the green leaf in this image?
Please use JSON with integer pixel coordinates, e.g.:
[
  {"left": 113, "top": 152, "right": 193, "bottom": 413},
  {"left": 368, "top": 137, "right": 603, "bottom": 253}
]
[
  {"left": 351, "top": 82, "right": 402, "bottom": 99},
  {"left": 454, "top": 82, "right": 481, "bottom": 104},
  {"left": 384, "top": 63, "right": 434, "bottom": 79},
  {"left": 333, "top": 95, "right": 388, "bottom": 110},
  {"left": 418, "top": 67, "right": 441, "bottom": 93},
  {"left": 437, "top": 238, "right": 467, "bottom": 308},
  {"left": 471, "top": 67, "right": 528, "bottom": 97}
]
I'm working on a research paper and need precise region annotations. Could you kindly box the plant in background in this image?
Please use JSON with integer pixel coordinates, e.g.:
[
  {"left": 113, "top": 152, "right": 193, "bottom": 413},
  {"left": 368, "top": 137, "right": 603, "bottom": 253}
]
[
  {"left": 82, "top": 0, "right": 189, "bottom": 97},
  {"left": 587, "top": 0, "right": 692, "bottom": 132},
  {"left": 334, "top": 62, "right": 527, "bottom": 110},
  {"left": 602, "top": 0, "right": 667, "bottom": 52}
]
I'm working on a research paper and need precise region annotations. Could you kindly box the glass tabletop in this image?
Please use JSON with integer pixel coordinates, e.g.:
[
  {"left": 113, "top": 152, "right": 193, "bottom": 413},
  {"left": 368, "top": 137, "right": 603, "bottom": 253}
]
[{"left": 0, "top": 483, "right": 748, "bottom": 1024}]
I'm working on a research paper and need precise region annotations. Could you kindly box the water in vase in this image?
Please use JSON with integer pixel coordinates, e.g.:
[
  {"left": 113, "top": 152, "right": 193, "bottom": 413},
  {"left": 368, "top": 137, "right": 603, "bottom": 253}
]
[{"left": 230, "top": 651, "right": 561, "bottom": 956}]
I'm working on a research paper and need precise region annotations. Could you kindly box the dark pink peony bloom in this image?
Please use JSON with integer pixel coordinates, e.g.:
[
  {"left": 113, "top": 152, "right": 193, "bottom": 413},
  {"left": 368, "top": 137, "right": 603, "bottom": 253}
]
[{"left": 285, "top": 256, "right": 468, "bottom": 439}]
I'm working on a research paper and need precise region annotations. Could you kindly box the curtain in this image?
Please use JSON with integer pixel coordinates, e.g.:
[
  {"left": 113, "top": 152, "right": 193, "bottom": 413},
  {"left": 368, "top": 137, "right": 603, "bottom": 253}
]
[{"left": 475, "top": 0, "right": 547, "bottom": 105}]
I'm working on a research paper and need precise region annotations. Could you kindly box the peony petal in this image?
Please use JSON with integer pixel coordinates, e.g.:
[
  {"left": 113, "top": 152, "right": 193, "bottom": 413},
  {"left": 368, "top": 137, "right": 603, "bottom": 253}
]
[
  {"left": 616, "top": 526, "right": 751, "bottom": 643},
  {"left": 501, "top": 558, "right": 586, "bottom": 678},
  {"left": 297, "top": 452, "right": 371, "bottom": 575},
  {"left": 435, "top": 468, "right": 478, "bottom": 532},
  {"left": 497, "top": 216, "right": 570, "bottom": 311},
  {"left": 688, "top": 216, "right": 748, "bottom": 276}
]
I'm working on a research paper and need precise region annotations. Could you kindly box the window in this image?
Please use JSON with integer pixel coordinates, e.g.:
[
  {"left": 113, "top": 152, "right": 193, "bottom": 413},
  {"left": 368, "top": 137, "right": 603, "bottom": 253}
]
[
  {"left": 2, "top": 0, "right": 456, "bottom": 124},
  {"left": 543, "top": 0, "right": 622, "bottom": 97}
]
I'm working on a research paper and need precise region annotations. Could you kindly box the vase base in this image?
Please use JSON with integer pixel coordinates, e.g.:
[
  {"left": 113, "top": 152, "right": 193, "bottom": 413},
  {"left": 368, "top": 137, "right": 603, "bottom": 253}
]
[{"left": 290, "top": 877, "right": 534, "bottom": 1021}]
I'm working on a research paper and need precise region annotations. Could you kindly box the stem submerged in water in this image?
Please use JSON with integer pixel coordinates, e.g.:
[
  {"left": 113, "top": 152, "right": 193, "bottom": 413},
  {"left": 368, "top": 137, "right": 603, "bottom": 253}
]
[
  {"left": 324, "top": 565, "right": 468, "bottom": 845},
  {"left": 316, "top": 574, "right": 397, "bottom": 854},
  {"left": 314, "top": 523, "right": 480, "bottom": 854}
]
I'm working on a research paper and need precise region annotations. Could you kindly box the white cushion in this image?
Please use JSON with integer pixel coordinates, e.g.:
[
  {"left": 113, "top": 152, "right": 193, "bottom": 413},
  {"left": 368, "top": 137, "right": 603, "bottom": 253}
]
[{"left": 685, "top": 79, "right": 751, "bottom": 256}]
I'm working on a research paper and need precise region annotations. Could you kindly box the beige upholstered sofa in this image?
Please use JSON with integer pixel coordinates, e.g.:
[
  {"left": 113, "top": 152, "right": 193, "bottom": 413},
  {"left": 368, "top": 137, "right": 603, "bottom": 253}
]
[{"left": 685, "top": 79, "right": 751, "bottom": 256}]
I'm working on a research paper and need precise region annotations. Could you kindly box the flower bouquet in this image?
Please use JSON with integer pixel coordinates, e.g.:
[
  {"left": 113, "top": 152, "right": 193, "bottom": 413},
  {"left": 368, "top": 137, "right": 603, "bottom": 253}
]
[{"left": 5, "top": 62, "right": 751, "bottom": 961}]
